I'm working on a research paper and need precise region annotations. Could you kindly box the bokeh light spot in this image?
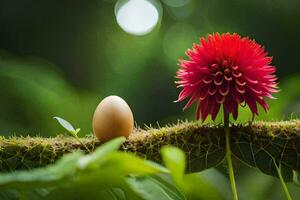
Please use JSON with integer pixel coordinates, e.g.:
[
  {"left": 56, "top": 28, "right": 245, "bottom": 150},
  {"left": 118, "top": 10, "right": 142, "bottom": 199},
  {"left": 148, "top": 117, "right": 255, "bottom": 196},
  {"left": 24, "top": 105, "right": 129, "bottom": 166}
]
[{"left": 115, "top": 0, "right": 161, "bottom": 36}]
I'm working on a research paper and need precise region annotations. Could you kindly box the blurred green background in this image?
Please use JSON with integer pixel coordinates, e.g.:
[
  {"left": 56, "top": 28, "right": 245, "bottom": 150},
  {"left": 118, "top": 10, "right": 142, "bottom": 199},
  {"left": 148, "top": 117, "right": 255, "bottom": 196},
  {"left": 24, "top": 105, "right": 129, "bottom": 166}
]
[{"left": 0, "top": 0, "right": 299, "bottom": 136}]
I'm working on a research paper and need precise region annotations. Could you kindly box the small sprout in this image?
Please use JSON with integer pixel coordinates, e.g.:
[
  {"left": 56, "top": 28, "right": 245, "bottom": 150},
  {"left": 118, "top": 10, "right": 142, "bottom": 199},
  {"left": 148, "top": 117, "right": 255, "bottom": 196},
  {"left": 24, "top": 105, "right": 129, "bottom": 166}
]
[
  {"left": 53, "top": 116, "right": 89, "bottom": 152},
  {"left": 53, "top": 116, "right": 80, "bottom": 138}
]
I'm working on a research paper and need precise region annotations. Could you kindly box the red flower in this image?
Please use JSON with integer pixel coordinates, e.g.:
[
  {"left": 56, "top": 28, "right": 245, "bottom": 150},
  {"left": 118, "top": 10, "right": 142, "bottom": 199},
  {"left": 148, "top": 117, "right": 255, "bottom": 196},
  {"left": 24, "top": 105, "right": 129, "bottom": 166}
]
[{"left": 175, "top": 33, "right": 279, "bottom": 122}]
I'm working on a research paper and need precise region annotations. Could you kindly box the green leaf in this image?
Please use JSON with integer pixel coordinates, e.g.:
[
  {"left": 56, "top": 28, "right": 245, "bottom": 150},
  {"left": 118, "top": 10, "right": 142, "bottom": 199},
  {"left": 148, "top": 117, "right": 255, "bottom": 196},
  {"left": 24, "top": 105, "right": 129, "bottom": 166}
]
[
  {"left": 53, "top": 116, "right": 79, "bottom": 137},
  {"left": 161, "top": 146, "right": 186, "bottom": 183},
  {"left": 161, "top": 146, "right": 224, "bottom": 200},
  {"left": 44, "top": 186, "right": 132, "bottom": 200},
  {"left": 77, "top": 137, "right": 126, "bottom": 169},
  {"left": 0, "top": 151, "right": 83, "bottom": 189},
  {"left": 127, "top": 175, "right": 186, "bottom": 200},
  {"left": 0, "top": 136, "right": 174, "bottom": 200},
  {"left": 108, "top": 188, "right": 127, "bottom": 200},
  {"left": 0, "top": 137, "right": 126, "bottom": 189},
  {"left": 181, "top": 172, "right": 225, "bottom": 200},
  {"left": 231, "top": 130, "right": 299, "bottom": 182},
  {"left": 98, "top": 152, "right": 168, "bottom": 175}
]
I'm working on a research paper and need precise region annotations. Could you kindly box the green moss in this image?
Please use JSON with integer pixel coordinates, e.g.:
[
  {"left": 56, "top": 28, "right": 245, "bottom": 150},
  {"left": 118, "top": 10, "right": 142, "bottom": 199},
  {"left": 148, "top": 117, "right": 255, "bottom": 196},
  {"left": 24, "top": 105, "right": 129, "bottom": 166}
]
[{"left": 1, "top": 120, "right": 300, "bottom": 177}]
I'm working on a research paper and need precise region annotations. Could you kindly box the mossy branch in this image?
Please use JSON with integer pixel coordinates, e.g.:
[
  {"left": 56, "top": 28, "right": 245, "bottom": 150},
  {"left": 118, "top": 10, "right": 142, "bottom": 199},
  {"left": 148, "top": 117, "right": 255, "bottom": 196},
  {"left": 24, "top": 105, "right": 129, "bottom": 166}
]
[{"left": 1, "top": 120, "right": 300, "bottom": 181}]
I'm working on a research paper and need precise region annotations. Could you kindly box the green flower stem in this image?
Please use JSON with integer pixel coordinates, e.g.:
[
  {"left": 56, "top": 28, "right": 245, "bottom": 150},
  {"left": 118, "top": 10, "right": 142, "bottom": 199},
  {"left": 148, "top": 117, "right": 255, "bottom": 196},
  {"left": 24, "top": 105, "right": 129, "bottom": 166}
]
[
  {"left": 224, "top": 111, "right": 239, "bottom": 200},
  {"left": 273, "top": 159, "right": 293, "bottom": 200}
]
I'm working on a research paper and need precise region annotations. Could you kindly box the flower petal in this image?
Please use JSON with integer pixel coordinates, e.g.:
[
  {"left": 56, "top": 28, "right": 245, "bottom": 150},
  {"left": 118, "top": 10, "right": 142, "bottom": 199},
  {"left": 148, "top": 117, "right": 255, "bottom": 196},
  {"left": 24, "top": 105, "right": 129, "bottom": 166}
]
[
  {"left": 213, "top": 72, "right": 224, "bottom": 85},
  {"left": 244, "top": 92, "right": 258, "bottom": 115},
  {"left": 232, "top": 102, "right": 238, "bottom": 120},
  {"left": 219, "top": 82, "right": 229, "bottom": 96},
  {"left": 183, "top": 94, "right": 198, "bottom": 110},
  {"left": 211, "top": 101, "right": 221, "bottom": 121},
  {"left": 208, "top": 84, "right": 217, "bottom": 95},
  {"left": 235, "top": 83, "right": 245, "bottom": 94},
  {"left": 203, "top": 75, "right": 213, "bottom": 84}
]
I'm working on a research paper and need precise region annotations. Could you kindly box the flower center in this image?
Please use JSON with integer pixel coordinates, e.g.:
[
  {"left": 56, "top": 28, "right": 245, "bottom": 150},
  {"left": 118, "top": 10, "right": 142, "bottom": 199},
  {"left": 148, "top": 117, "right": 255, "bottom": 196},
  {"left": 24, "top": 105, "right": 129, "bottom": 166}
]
[
  {"left": 224, "top": 68, "right": 231, "bottom": 74},
  {"left": 210, "top": 59, "right": 234, "bottom": 76}
]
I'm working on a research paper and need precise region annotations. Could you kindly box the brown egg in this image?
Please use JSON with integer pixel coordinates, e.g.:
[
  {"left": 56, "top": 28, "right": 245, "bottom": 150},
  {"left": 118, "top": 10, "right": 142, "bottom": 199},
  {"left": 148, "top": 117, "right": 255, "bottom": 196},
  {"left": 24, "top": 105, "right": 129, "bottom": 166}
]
[{"left": 92, "top": 95, "right": 134, "bottom": 142}]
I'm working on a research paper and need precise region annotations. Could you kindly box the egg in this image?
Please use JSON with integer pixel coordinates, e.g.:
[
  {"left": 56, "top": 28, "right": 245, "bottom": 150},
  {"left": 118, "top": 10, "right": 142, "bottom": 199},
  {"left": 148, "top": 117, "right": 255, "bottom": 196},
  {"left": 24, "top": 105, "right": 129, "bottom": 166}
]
[{"left": 92, "top": 95, "right": 134, "bottom": 142}]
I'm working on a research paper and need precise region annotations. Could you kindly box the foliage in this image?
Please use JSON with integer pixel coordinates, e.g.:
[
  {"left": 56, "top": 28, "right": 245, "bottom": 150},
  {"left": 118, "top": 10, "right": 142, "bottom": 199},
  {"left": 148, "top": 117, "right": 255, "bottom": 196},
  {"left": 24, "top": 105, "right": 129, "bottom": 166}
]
[
  {"left": 1, "top": 120, "right": 300, "bottom": 190},
  {"left": 0, "top": 137, "right": 223, "bottom": 200},
  {"left": 1, "top": 133, "right": 299, "bottom": 199}
]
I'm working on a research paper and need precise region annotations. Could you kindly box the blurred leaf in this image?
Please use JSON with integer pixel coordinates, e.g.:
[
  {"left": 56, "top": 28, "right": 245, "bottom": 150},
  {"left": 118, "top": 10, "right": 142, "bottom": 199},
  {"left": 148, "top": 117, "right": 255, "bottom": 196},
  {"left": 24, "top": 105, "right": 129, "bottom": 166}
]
[
  {"left": 161, "top": 146, "right": 186, "bottom": 183},
  {"left": 181, "top": 173, "right": 225, "bottom": 200},
  {"left": 0, "top": 137, "right": 126, "bottom": 189},
  {"left": 0, "top": 189, "right": 19, "bottom": 200},
  {"left": 100, "top": 152, "right": 168, "bottom": 175},
  {"left": 44, "top": 185, "right": 135, "bottom": 200},
  {"left": 238, "top": 166, "right": 300, "bottom": 200},
  {"left": 77, "top": 137, "right": 126, "bottom": 169},
  {"left": 161, "top": 146, "right": 224, "bottom": 200},
  {"left": 0, "top": 137, "right": 172, "bottom": 199},
  {"left": 0, "top": 151, "right": 83, "bottom": 189},
  {"left": 0, "top": 142, "right": 226, "bottom": 199},
  {"left": 127, "top": 175, "right": 186, "bottom": 200}
]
